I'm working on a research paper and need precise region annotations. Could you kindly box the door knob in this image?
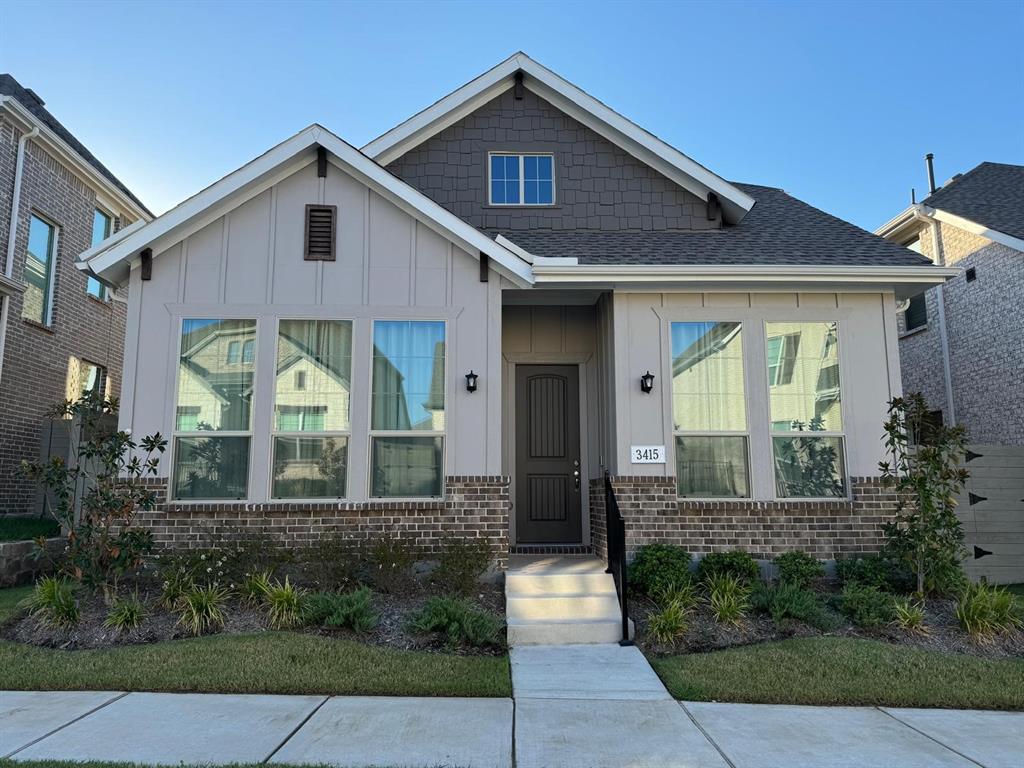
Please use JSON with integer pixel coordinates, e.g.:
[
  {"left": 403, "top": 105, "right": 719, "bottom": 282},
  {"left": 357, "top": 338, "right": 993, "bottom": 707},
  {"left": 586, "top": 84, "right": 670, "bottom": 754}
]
[{"left": 573, "top": 468, "right": 580, "bottom": 491}]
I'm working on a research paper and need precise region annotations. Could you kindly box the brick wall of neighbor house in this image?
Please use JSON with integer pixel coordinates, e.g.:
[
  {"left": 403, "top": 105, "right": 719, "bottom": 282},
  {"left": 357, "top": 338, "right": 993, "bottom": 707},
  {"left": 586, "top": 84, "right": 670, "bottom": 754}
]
[
  {"left": 134, "top": 476, "right": 511, "bottom": 568},
  {"left": 386, "top": 88, "right": 718, "bottom": 232},
  {"left": 898, "top": 221, "right": 1024, "bottom": 445},
  {"left": 590, "top": 476, "right": 898, "bottom": 561},
  {"left": 0, "top": 117, "right": 127, "bottom": 515}
]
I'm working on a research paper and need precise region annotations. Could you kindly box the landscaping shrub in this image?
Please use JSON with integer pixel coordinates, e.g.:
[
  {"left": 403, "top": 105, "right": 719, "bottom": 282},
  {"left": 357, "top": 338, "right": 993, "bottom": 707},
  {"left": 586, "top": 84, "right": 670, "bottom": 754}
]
[
  {"left": 264, "top": 577, "right": 305, "bottom": 630},
  {"left": 892, "top": 598, "right": 927, "bottom": 634},
  {"left": 752, "top": 582, "right": 840, "bottom": 631},
  {"left": 302, "top": 587, "right": 378, "bottom": 633},
  {"left": 365, "top": 534, "right": 419, "bottom": 593},
  {"left": 409, "top": 596, "right": 503, "bottom": 649},
  {"left": 20, "top": 576, "right": 79, "bottom": 628},
  {"left": 955, "top": 582, "right": 1023, "bottom": 640},
  {"left": 655, "top": 578, "right": 699, "bottom": 613},
  {"left": 104, "top": 592, "right": 146, "bottom": 632},
  {"left": 157, "top": 562, "right": 195, "bottom": 610},
  {"left": 300, "top": 533, "right": 364, "bottom": 591},
  {"left": 0, "top": 516, "right": 60, "bottom": 543},
  {"left": 239, "top": 570, "right": 274, "bottom": 605},
  {"left": 629, "top": 544, "right": 692, "bottom": 597},
  {"left": 835, "top": 554, "right": 914, "bottom": 594},
  {"left": 697, "top": 550, "right": 760, "bottom": 585},
  {"left": 840, "top": 583, "right": 895, "bottom": 628},
  {"left": 773, "top": 551, "right": 824, "bottom": 589},
  {"left": 646, "top": 600, "right": 689, "bottom": 644},
  {"left": 705, "top": 573, "right": 750, "bottom": 626},
  {"left": 177, "top": 584, "right": 228, "bottom": 636},
  {"left": 432, "top": 537, "right": 493, "bottom": 595}
]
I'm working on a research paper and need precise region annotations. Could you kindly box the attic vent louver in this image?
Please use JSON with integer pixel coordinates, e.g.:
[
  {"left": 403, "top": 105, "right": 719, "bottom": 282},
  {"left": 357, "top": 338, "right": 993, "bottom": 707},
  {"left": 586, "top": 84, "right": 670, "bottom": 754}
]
[{"left": 304, "top": 204, "right": 337, "bottom": 261}]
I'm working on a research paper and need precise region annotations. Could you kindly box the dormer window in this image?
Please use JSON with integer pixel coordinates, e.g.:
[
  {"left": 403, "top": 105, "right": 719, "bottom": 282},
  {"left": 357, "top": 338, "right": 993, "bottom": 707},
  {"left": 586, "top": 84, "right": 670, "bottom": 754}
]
[{"left": 488, "top": 152, "right": 554, "bottom": 205}]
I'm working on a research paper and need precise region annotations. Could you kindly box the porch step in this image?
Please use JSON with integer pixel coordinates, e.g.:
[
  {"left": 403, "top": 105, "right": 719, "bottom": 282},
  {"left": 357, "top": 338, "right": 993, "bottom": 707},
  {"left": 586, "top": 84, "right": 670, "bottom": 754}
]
[{"left": 504, "top": 555, "right": 634, "bottom": 646}]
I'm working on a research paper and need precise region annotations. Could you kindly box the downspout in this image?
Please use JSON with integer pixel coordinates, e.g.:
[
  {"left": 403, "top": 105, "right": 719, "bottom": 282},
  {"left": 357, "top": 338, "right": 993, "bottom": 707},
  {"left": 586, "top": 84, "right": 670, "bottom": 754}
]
[{"left": 0, "top": 112, "right": 41, "bottom": 387}]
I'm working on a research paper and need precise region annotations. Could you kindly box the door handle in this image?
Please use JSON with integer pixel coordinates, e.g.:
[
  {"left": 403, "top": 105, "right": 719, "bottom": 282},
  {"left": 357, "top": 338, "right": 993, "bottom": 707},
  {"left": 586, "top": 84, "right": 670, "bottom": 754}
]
[{"left": 573, "top": 468, "right": 580, "bottom": 492}]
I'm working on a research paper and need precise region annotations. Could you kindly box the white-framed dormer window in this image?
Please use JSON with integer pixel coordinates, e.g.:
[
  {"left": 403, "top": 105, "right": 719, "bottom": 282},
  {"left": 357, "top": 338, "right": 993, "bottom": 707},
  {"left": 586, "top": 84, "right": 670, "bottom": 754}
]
[
  {"left": 87, "top": 209, "right": 112, "bottom": 300},
  {"left": 488, "top": 152, "right": 555, "bottom": 205}
]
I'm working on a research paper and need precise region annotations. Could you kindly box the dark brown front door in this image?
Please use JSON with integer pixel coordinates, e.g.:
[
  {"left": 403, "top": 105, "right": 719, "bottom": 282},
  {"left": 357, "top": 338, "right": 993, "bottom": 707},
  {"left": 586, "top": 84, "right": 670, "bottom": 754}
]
[{"left": 515, "top": 365, "right": 582, "bottom": 543}]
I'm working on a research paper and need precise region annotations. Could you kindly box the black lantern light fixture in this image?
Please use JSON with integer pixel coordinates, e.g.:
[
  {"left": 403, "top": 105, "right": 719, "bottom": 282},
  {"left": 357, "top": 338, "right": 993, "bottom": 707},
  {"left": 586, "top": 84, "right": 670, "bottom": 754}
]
[
  {"left": 465, "top": 370, "right": 479, "bottom": 393},
  {"left": 639, "top": 370, "right": 655, "bottom": 393}
]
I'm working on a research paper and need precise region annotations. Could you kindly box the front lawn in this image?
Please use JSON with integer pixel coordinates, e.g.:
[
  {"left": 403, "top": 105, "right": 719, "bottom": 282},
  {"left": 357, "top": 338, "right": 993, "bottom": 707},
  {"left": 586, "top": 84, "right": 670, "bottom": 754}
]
[
  {"left": 0, "top": 630, "right": 511, "bottom": 697},
  {"left": 650, "top": 636, "right": 1024, "bottom": 710},
  {"left": 0, "top": 585, "right": 31, "bottom": 622},
  {"left": 0, "top": 516, "right": 59, "bottom": 542}
]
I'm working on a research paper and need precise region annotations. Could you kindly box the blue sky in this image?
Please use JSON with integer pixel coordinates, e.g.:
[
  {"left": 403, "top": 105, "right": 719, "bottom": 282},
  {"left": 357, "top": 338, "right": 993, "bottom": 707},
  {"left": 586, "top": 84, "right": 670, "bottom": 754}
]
[{"left": 3, "top": 0, "right": 1021, "bottom": 230}]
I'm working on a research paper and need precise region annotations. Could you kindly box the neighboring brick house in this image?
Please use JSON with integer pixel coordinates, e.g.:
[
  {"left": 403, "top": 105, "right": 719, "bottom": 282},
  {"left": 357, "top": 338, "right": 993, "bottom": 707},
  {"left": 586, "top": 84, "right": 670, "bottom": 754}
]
[
  {"left": 0, "top": 75, "right": 152, "bottom": 515},
  {"left": 876, "top": 161, "right": 1024, "bottom": 445},
  {"left": 79, "top": 53, "right": 954, "bottom": 569}
]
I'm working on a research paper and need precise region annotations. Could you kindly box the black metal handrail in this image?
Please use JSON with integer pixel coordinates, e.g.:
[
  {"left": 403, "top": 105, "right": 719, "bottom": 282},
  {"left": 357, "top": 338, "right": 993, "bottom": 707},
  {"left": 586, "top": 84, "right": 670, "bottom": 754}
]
[{"left": 603, "top": 471, "right": 633, "bottom": 645}]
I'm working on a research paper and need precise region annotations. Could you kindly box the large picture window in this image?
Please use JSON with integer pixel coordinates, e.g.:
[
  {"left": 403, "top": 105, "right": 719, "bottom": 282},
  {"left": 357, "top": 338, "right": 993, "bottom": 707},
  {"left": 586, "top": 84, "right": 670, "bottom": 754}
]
[
  {"left": 370, "top": 320, "right": 445, "bottom": 497},
  {"left": 22, "top": 214, "right": 56, "bottom": 325},
  {"left": 670, "top": 322, "right": 749, "bottom": 498},
  {"left": 766, "top": 321, "right": 847, "bottom": 498},
  {"left": 172, "top": 318, "right": 256, "bottom": 500},
  {"left": 271, "top": 319, "right": 352, "bottom": 499}
]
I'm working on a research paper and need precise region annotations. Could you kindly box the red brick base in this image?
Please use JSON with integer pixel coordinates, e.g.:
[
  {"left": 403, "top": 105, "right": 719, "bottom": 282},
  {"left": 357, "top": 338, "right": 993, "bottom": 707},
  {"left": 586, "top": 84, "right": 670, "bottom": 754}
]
[
  {"left": 135, "top": 476, "right": 511, "bottom": 568},
  {"left": 590, "top": 476, "right": 896, "bottom": 561}
]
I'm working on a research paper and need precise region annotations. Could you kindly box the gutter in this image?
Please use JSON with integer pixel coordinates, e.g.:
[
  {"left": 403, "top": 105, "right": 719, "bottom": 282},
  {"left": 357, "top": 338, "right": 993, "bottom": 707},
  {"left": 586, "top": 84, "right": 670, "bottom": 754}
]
[
  {"left": 531, "top": 262, "right": 958, "bottom": 284},
  {"left": 0, "top": 120, "right": 40, "bottom": 388}
]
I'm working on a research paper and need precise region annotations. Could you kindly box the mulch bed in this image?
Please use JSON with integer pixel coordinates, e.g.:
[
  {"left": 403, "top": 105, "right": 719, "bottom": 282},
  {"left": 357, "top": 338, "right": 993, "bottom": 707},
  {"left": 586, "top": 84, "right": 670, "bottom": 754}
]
[
  {"left": 635, "top": 588, "right": 1024, "bottom": 661},
  {"left": 1, "top": 580, "right": 507, "bottom": 657}
]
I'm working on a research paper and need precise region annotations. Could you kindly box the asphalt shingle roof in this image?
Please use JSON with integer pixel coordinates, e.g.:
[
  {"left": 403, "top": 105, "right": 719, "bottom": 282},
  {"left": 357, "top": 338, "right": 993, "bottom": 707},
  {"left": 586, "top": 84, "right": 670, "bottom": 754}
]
[
  {"left": 920, "top": 162, "right": 1024, "bottom": 241},
  {"left": 0, "top": 74, "right": 152, "bottom": 217},
  {"left": 488, "top": 183, "right": 931, "bottom": 267}
]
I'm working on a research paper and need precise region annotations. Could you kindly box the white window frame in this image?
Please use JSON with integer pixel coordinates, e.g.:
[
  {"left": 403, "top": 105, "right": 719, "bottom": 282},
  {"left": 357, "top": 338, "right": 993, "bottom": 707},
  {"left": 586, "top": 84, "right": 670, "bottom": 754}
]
[
  {"left": 669, "top": 320, "right": 752, "bottom": 500},
  {"left": 367, "top": 318, "right": 448, "bottom": 500},
  {"left": 487, "top": 152, "right": 556, "bottom": 206},
  {"left": 87, "top": 208, "right": 113, "bottom": 301},
  {"left": 764, "top": 320, "right": 849, "bottom": 501},
  {"left": 169, "top": 317, "right": 258, "bottom": 502},
  {"left": 268, "top": 317, "right": 353, "bottom": 501}
]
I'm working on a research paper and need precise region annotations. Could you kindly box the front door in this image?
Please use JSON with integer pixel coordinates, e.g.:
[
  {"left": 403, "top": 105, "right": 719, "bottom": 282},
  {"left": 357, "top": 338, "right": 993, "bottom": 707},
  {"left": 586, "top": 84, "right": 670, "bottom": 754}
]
[{"left": 515, "top": 365, "right": 582, "bottom": 543}]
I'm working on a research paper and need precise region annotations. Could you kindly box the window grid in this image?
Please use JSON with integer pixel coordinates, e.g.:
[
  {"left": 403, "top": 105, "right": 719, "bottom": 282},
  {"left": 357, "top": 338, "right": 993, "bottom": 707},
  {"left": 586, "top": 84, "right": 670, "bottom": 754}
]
[{"left": 488, "top": 152, "right": 555, "bottom": 206}]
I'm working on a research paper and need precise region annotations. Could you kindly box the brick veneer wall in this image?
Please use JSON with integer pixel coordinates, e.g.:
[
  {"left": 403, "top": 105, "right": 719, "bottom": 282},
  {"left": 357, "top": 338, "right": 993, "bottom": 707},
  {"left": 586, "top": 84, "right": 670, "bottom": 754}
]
[
  {"left": 0, "top": 116, "right": 130, "bottom": 515},
  {"left": 591, "top": 475, "right": 897, "bottom": 561},
  {"left": 134, "top": 476, "right": 511, "bottom": 568}
]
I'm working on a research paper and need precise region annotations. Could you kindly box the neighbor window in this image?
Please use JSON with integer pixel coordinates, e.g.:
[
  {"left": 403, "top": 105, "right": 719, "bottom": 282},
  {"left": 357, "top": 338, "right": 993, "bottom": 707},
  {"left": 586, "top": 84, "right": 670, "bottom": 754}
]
[
  {"left": 271, "top": 319, "right": 352, "bottom": 499},
  {"left": 488, "top": 153, "right": 554, "bottom": 205},
  {"left": 904, "top": 293, "right": 927, "bottom": 332},
  {"left": 670, "top": 322, "right": 749, "bottom": 498},
  {"left": 22, "top": 214, "right": 56, "bottom": 325},
  {"left": 766, "top": 321, "right": 847, "bottom": 498},
  {"left": 172, "top": 318, "right": 256, "bottom": 500},
  {"left": 370, "top": 320, "right": 445, "bottom": 497},
  {"left": 65, "top": 357, "right": 106, "bottom": 403},
  {"left": 87, "top": 209, "right": 111, "bottom": 300}
]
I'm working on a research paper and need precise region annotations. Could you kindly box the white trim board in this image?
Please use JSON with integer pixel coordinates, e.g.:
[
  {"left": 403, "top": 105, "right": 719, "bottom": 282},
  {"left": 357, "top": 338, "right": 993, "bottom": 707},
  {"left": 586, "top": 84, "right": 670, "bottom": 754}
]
[{"left": 360, "top": 52, "right": 756, "bottom": 224}]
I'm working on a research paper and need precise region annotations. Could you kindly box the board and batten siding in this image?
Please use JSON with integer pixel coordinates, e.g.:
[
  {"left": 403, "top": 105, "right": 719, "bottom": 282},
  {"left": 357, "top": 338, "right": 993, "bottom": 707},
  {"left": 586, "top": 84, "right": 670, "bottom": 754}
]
[
  {"left": 120, "top": 161, "right": 503, "bottom": 502},
  {"left": 609, "top": 291, "right": 903, "bottom": 497}
]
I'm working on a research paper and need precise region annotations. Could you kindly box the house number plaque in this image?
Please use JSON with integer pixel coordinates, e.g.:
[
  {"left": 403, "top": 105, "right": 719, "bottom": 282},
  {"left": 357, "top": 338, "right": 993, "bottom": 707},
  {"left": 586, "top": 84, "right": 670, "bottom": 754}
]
[{"left": 631, "top": 445, "right": 665, "bottom": 464}]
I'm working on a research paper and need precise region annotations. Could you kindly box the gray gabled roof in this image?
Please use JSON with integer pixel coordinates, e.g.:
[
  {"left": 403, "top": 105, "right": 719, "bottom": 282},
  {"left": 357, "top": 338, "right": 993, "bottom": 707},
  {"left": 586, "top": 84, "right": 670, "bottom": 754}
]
[
  {"left": 0, "top": 74, "right": 152, "bottom": 217},
  {"left": 921, "top": 162, "right": 1024, "bottom": 241},
  {"left": 488, "top": 183, "right": 931, "bottom": 266}
]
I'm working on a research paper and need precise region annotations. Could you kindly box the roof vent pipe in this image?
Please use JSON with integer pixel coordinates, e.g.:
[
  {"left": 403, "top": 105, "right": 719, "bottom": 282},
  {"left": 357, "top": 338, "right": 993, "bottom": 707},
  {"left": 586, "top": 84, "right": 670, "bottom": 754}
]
[{"left": 925, "top": 153, "right": 937, "bottom": 194}]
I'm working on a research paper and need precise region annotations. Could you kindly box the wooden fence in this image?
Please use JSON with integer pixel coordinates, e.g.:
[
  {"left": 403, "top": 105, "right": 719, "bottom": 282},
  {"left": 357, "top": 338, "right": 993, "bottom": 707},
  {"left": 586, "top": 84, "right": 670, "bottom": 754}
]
[{"left": 956, "top": 445, "right": 1024, "bottom": 585}]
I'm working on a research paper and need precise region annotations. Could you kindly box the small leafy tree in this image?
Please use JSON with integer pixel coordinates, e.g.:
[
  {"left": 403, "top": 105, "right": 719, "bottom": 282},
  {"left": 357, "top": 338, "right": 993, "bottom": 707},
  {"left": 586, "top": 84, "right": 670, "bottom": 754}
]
[
  {"left": 879, "top": 393, "right": 969, "bottom": 596},
  {"left": 21, "top": 391, "right": 166, "bottom": 602}
]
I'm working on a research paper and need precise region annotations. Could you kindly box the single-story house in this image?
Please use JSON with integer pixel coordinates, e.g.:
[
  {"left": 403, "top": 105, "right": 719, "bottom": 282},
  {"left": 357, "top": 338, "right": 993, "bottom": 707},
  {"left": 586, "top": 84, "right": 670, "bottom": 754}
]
[{"left": 78, "top": 53, "right": 954, "bottom": 567}]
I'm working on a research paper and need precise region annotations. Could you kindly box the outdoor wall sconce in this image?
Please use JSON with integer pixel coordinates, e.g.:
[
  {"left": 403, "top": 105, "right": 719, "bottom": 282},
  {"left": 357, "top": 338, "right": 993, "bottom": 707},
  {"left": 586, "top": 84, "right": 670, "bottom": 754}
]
[
  {"left": 465, "top": 370, "right": 478, "bottom": 393},
  {"left": 639, "top": 370, "right": 655, "bottom": 393}
]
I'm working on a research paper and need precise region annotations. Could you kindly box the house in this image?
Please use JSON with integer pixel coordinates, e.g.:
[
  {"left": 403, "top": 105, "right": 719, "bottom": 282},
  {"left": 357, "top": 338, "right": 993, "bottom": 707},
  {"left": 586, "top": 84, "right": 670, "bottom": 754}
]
[
  {"left": 78, "top": 54, "right": 954, "bottom": 572},
  {"left": 876, "top": 160, "right": 1024, "bottom": 445},
  {"left": 0, "top": 75, "right": 152, "bottom": 515}
]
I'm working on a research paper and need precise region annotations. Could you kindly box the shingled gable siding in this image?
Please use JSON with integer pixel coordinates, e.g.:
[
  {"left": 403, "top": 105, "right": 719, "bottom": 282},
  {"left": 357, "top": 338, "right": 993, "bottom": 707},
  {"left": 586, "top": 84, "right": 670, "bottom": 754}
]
[
  {"left": 589, "top": 476, "right": 898, "bottom": 562},
  {"left": 385, "top": 87, "right": 718, "bottom": 232},
  {"left": 0, "top": 117, "right": 128, "bottom": 515},
  {"left": 135, "top": 476, "right": 511, "bottom": 569}
]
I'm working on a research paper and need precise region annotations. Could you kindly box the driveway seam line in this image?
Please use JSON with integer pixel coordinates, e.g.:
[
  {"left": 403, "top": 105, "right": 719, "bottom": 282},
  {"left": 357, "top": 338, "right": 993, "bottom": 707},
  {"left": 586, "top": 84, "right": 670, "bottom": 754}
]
[
  {"left": 679, "top": 701, "right": 738, "bottom": 768},
  {"left": 876, "top": 707, "right": 987, "bottom": 768},
  {"left": 4, "top": 690, "right": 129, "bottom": 759},
  {"left": 261, "top": 694, "right": 330, "bottom": 764}
]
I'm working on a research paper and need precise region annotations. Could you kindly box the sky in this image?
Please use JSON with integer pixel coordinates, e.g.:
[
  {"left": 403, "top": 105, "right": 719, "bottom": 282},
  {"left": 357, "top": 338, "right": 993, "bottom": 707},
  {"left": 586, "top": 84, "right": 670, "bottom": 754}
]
[{"left": 2, "top": 0, "right": 1022, "bottom": 231}]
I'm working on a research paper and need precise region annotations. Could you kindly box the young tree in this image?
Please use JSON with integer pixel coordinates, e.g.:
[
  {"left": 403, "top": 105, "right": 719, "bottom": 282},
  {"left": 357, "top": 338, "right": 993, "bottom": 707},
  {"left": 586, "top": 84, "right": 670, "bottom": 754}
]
[{"left": 879, "top": 393, "right": 969, "bottom": 596}]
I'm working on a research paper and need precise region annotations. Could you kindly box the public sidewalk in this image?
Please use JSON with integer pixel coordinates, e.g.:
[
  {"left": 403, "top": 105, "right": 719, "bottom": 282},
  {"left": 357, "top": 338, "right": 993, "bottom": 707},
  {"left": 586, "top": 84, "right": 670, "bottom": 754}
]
[{"left": 2, "top": 648, "right": 1022, "bottom": 767}]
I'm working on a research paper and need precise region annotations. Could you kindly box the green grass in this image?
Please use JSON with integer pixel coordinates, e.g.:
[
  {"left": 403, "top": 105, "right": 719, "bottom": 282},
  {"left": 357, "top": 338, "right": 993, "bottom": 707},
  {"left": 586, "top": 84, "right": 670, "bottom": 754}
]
[
  {"left": 0, "top": 630, "right": 510, "bottom": 697},
  {"left": 1006, "top": 583, "right": 1024, "bottom": 599},
  {"left": 0, "top": 517, "right": 59, "bottom": 542},
  {"left": 0, "top": 584, "right": 32, "bottom": 623},
  {"left": 650, "top": 636, "right": 1024, "bottom": 710}
]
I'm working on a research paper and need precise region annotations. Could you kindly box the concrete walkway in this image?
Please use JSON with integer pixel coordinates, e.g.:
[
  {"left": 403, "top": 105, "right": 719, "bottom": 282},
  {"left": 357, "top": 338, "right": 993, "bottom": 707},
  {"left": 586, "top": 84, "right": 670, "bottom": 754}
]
[{"left": 3, "top": 677, "right": 1022, "bottom": 767}]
